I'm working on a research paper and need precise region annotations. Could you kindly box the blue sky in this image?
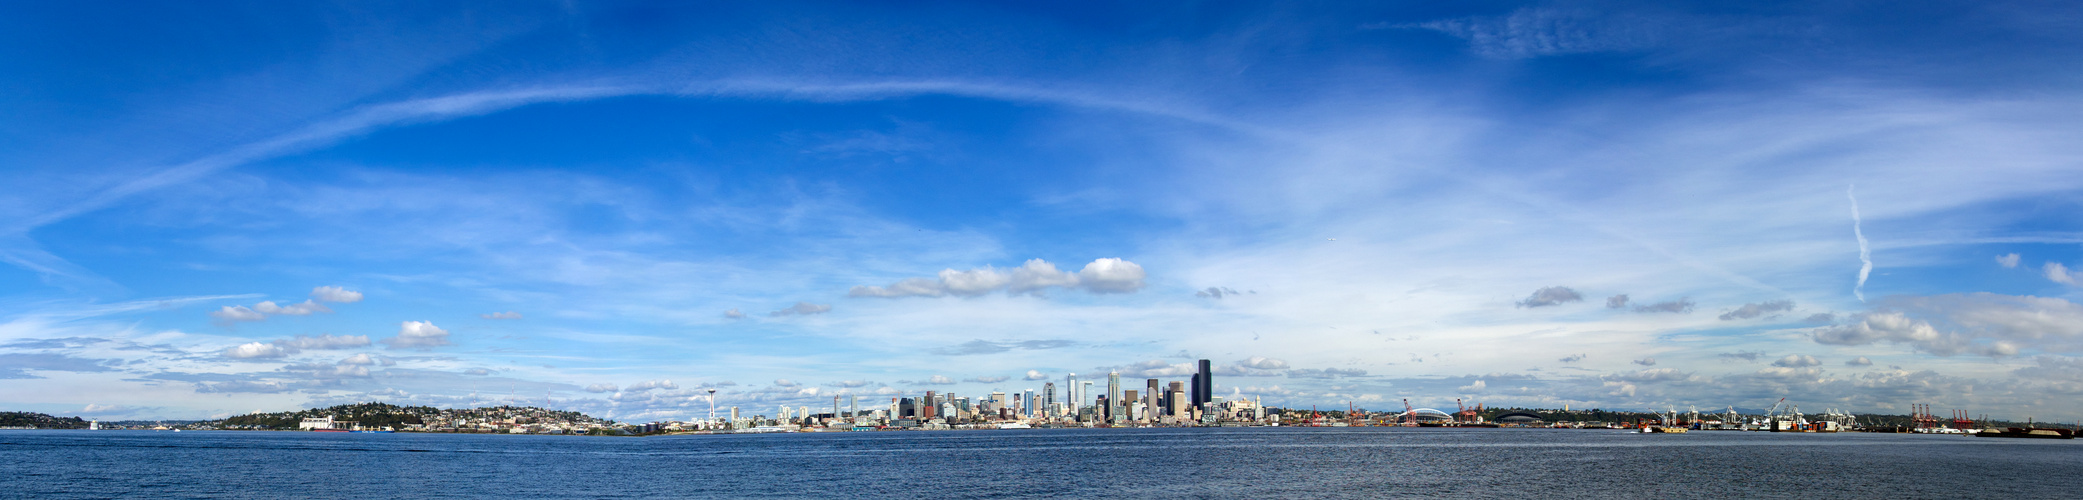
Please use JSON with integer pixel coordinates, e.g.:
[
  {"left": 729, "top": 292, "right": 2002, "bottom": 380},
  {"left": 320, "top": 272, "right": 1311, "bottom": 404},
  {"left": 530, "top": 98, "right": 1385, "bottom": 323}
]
[{"left": 5, "top": 1, "right": 2083, "bottom": 421}]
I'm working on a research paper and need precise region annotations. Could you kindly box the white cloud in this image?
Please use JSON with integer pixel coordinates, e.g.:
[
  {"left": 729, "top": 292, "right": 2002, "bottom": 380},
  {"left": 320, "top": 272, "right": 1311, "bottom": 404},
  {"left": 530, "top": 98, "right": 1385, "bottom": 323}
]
[
  {"left": 965, "top": 375, "right": 1010, "bottom": 383},
  {"left": 1633, "top": 298, "right": 1695, "bottom": 314},
  {"left": 928, "top": 339, "right": 1078, "bottom": 356},
  {"left": 1457, "top": 380, "right": 1486, "bottom": 392},
  {"left": 1237, "top": 357, "right": 1289, "bottom": 370},
  {"left": 463, "top": 368, "right": 492, "bottom": 375},
  {"left": 253, "top": 300, "right": 329, "bottom": 315},
  {"left": 626, "top": 379, "right": 678, "bottom": 392},
  {"left": 1996, "top": 253, "right": 2020, "bottom": 268},
  {"left": 1847, "top": 356, "right": 1873, "bottom": 366},
  {"left": 479, "top": 311, "right": 522, "bottom": 319},
  {"left": 1719, "top": 300, "right": 1795, "bottom": 321},
  {"left": 380, "top": 321, "right": 452, "bottom": 349},
  {"left": 310, "top": 286, "right": 363, "bottom": 303},
  {"left": 1604, "top": 368, "right": 1692, "bottom": 383},
  {"left": 1023, "top": 370, "right": 1048, "bottom": 380},
  {"left": 848, "top": 258, "right": 1143, "bottom": 298},
  {"left": 2047, "top": 262, "right": 2079, "bottom": 285},
  {"left": 1818, "top": 294, "right": 2083, "bottom": 357},
  {"left": 1287, "top": 367, "right": 1366, "bottom": 379},
  {"left": 210, "top": 293, "right": 352, "bottom": 323},
  {"left": 1517, "top": 286, "right": 1583, "bottom": 308},
  {"left": 1772, "top": 355, "right": 1821, "bottom": 367},
  {"left": 222, "top": 342, "right": 291, "bottom": 359},
  {"left": 1077, "top": 258, "right": 1146, "bottom": 293},
  {"left": 768, "top": 302, "right": 831, "bottom": 317},
  {"left": 585, "top": 383, "right": 617, "bottom": 393},
  {"left": 339, "top": 353, "right": 379, "bottom": 365},
  {"left": 80, "top": 403, "right": 136, "bottom": 415},
  {"left": 1813, "top": 311, "right": 1942, "bottom": 347},
  {"left": 274, "top": 334, "right": 369, "bottom": 350},
  {"left": 723, "top": 308, "right": 744, "bottom": 319},
  {"left": 209, "top": 305, "right": 266, "bottom": 323}
]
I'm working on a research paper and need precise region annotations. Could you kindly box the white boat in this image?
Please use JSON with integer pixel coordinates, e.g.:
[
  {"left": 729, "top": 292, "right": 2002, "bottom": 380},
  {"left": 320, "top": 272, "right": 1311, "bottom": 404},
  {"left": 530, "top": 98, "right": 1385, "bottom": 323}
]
[{"left": 996, "top": 423, "right": 1033, "bottom": 430}]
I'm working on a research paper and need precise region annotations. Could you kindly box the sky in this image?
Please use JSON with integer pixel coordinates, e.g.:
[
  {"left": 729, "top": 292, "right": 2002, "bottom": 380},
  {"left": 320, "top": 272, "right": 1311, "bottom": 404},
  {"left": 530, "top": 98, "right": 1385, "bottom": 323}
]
[{"left": 4, "top": 0, "right": 2083, "bottom": 422}]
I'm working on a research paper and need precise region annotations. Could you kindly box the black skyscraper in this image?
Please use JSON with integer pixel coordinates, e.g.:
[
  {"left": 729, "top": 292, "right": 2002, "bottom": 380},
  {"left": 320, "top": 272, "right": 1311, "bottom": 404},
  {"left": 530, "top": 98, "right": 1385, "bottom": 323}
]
[{"left": 1195, "top": 359, "right": 1212, "bottom": 406}]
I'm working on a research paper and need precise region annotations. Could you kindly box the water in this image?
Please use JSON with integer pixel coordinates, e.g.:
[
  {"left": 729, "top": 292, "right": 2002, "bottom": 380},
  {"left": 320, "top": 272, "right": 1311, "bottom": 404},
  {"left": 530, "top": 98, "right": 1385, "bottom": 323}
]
[{"left": 3, "top": 428, "right": 2078, "bottom": 498}]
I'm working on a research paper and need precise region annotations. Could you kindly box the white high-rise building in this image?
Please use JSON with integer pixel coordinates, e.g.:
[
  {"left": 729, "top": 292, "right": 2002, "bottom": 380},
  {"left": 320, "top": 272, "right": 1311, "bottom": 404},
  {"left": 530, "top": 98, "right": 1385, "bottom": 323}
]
[
  {"left": 1106, "top": 372, "right": 1121, "bottom": 416},
  {"left": 1066, "top": 373, "right": 1079, "bottom": 415}
]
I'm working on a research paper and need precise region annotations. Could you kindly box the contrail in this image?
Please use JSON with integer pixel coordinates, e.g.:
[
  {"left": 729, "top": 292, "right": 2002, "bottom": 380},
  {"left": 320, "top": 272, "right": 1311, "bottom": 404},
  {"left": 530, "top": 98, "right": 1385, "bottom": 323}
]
[{"left": 1848, "top": 185, "right": 1872, "bottom": 302}]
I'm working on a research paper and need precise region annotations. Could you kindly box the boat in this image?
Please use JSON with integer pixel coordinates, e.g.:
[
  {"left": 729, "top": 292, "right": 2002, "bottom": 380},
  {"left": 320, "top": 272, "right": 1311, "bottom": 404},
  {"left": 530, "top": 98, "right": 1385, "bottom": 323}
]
[
  {"left": 996, "top": 423, "right": 1033, "bottom": 430},
  {"left": 313, "top": 428, "right": 349, "bottom": 433},
  {"left": 1641, "top": 426, "right": 1688, "bottom": 434},
  {"left": 1975, "top": 427, "right": 2075, "bottom": 439}
]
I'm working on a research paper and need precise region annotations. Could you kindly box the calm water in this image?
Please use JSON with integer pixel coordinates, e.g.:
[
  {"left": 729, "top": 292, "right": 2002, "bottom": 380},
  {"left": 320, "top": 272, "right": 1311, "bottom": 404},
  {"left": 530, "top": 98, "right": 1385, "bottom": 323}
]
[{"left": 3, "top": 427, "right": 2078, "bottom": 498}]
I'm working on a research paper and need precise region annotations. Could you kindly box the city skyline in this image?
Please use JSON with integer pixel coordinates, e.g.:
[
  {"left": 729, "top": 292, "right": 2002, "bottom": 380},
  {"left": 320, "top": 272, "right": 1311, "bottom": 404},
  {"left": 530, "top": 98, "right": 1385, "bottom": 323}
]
[{"left": 4, "top": 1, "right": 2083, "bottom": 422}]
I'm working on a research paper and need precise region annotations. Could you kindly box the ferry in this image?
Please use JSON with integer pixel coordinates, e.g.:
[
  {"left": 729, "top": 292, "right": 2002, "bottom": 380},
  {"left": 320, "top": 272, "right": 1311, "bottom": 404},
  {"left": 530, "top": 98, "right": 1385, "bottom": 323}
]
[{"left": 996, "top": 423, "right": 1033, "bottom": 430}]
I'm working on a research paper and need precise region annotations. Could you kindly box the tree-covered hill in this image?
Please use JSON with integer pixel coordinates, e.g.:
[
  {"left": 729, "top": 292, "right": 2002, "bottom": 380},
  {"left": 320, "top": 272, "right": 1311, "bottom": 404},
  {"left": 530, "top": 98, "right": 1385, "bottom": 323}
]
[
  {"left": 218, "top": 402, "right": 435, "bottom": 430},
  {"left": 0, "top": 412, "right": 89, "bottom": 429}
]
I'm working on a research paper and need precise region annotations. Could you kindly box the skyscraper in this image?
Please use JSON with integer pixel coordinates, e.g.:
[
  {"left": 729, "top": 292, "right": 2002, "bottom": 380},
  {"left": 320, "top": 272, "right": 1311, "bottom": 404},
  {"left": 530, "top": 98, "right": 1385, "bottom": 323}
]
[
  {"left": 1080, "top": 381, "right": 1093, "bottom": 410},
  {"left": 1043, "top": 382, "right": 1056, "bottom": 412},
  {"left": 1145, "top": 379, "right": 1160, "bottom": 419},
  {"left": 1195, "top": 359, "right": 1213, "bottom": 407},
  {"left": 1106, "top": 371, "right": 1121, "bottom": 419},
  {"left": 1066, "top": 373, "right": 1079, "bottom": 415},
  {"left": 1190, "top": 373, "right": 1200, "bottom": 409}
]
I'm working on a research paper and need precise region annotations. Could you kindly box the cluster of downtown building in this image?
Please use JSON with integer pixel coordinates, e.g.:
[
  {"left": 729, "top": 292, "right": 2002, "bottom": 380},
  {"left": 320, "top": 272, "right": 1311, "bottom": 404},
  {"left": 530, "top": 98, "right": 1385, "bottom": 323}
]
[{"left": 690, "top": 359, "right": 1271, "bottom": 431}]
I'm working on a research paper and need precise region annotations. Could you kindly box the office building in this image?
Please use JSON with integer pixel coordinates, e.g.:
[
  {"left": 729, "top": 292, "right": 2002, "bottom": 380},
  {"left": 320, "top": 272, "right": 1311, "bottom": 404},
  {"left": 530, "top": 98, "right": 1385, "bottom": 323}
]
[
  {"left": 1106, "top": 372, "right": 1121, "bottom": 419},
  {"left": 1066, "top": 373, "right": 1079, "bottom": 415},
  {"left": 1145, "top": 379, "right": 1160, "bottom": 418},
  {"left": 1195, "top": 359, "right": 1212, "bottom": 406}
]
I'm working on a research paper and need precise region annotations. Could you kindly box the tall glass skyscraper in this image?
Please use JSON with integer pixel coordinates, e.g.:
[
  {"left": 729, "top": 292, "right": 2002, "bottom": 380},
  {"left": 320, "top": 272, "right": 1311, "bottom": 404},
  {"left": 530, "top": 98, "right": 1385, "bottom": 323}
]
[
  {"left": 1106, "top": 372, "right": 1121, "bottom": 420},
  {"left": 1065, "top": 373, "right": 1079, "bottom": 414},
  {"left": 1194, "top": 359, "right": 1213, "bottom": 407}
]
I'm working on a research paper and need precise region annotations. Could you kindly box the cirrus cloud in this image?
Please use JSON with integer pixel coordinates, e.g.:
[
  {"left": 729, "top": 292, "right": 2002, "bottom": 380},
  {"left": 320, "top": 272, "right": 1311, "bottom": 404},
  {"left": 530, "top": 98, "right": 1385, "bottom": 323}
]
[
  {"left": 769, "top": 302, "right": 831, "bottom": 317},
  {"left": 848, "top": 258, "right": 1146, "bottom": 298}
]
